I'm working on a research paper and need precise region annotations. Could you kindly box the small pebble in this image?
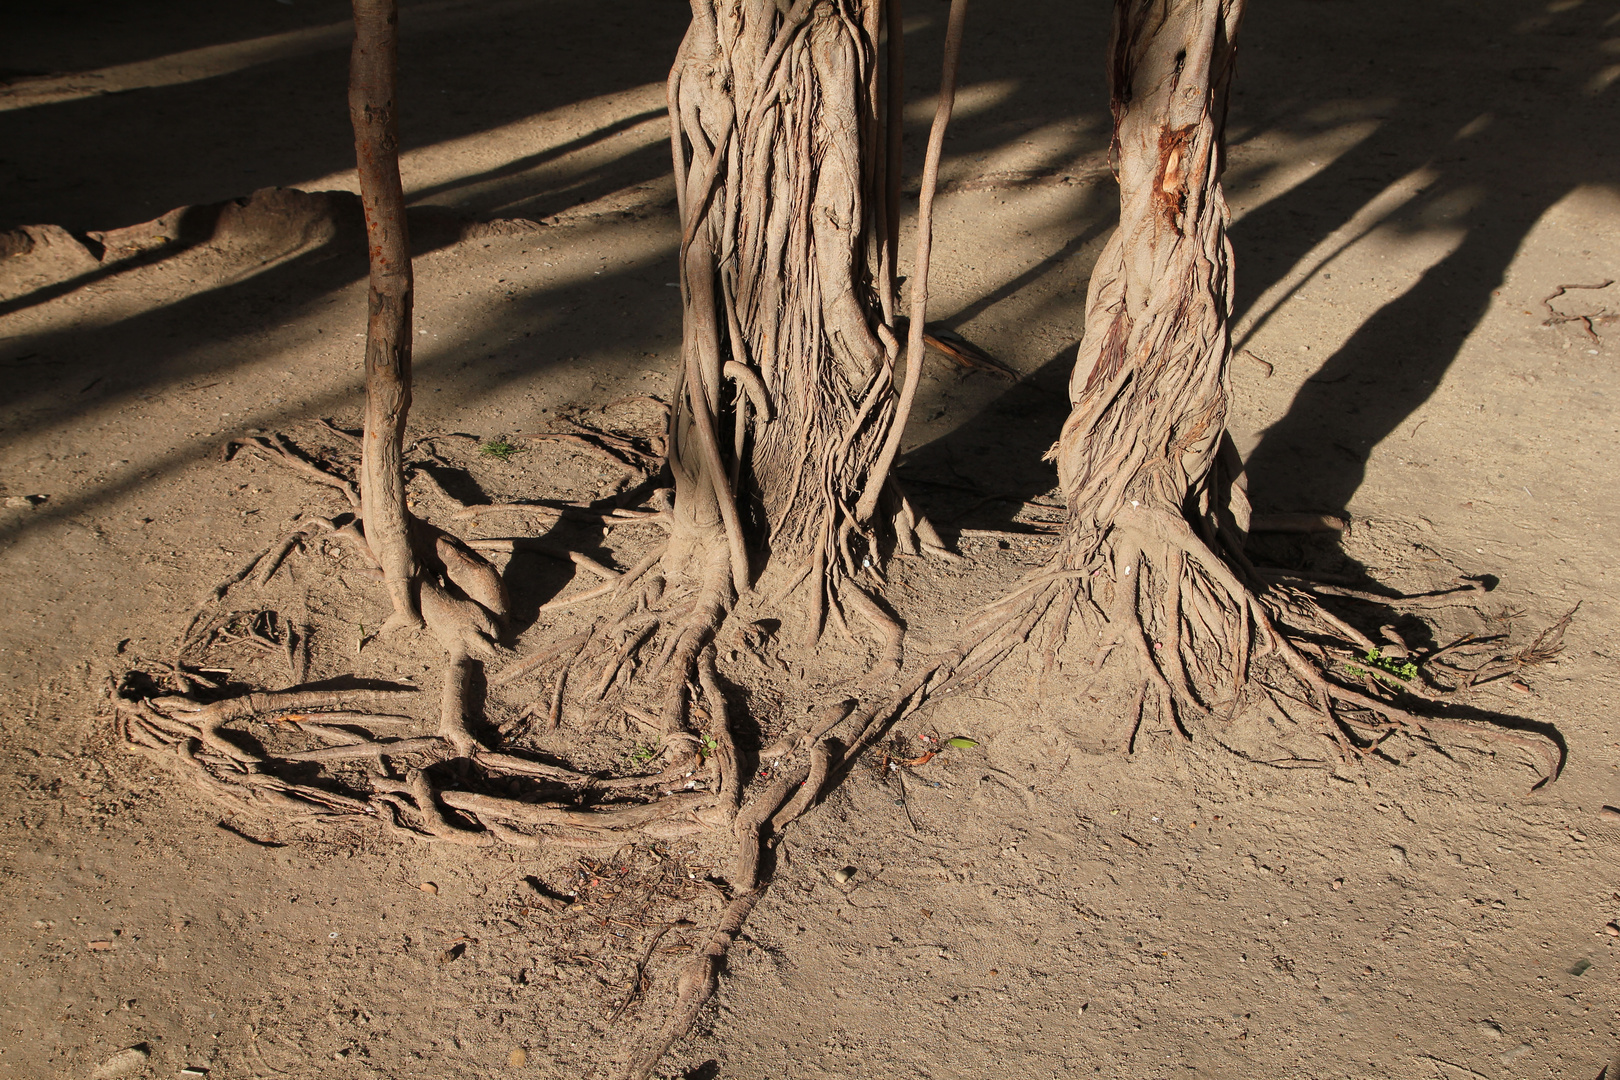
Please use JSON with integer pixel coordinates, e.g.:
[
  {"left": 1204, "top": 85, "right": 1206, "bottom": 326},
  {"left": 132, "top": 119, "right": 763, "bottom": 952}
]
[
  {"left": 1508, "top": 680, "right": 1531, "bottom": 694},
  {"left": 87, "top": 939, "right": 114, "bottom": 951},
  {"left": 1599, "top": 806, "right": 1620, "bottom": 822},
  {"left": 509, "top": 1047, "right": 528, "bottom": 1068},
  {"left": 1604, "top": 923, "right": 1619, "bottom": 937},
  {"left": 834, "top": 866, "right": 856, "bottom": 884},
  {"left": 1331, "top": 878, "right": 1343, "bottom": 890},
  {"left": 420, "top": 882, "right": 439, "bottom": 894}
]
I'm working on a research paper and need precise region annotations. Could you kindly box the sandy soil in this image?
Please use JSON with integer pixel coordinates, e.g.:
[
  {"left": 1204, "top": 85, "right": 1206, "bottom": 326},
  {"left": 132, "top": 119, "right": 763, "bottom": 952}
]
[{"left": 2, "top": 1, "right": 1618, "bottom": 1078}]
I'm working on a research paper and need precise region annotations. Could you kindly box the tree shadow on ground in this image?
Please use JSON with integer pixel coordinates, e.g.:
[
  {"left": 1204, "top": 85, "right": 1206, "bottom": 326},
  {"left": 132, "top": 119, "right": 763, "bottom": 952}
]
[
  {"left": 1232, "top": 1, "right": 1617, "bottom": 523},
  {"left": 0, "top": 0, "right": 692, "bottom": 234}
]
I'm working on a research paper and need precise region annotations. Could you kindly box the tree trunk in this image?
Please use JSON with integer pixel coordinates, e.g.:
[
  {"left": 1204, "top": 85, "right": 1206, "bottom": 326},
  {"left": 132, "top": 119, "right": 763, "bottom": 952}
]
[
  {"left": 349, "top": 0, "right": 420, "bottom": 629},
  {"left": 348, "top": 0, "right": 502, "bottom": 691},
  {"left": 1057, "top": 0, "right": 1244, "bottom": 568},
  {"left": 664, "top": 0, "right": 960, "bottom": 657},
  {"left": 822, "top": 0, "right": 1559, "bottom": 802},
  {"left": 1041, "top": 0, "right": 1250, "bottom": 731}
]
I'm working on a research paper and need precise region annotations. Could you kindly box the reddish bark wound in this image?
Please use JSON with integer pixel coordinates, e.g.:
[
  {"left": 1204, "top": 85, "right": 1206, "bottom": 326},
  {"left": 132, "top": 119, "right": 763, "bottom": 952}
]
[{"left": 1154, "top": 123, "right": 1197, "bottom": 225}]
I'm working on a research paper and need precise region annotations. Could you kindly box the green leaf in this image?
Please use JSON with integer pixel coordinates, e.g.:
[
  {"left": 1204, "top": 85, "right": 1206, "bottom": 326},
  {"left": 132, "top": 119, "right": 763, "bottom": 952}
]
[
  {"left": 945, "top": 736, "right": 979, "bottom": 750},
  {"left": 479, "top": 437, "right": 524, "bottom": 460}
]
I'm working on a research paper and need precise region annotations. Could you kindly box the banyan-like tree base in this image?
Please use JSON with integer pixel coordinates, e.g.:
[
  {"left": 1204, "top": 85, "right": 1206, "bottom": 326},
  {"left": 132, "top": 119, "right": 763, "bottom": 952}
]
[
  {"left": 119, "top": 416, "right": 959, "bottom": 1079},
  {"left": 828, "top": 513, "right": 1568, "bottom": 799},
  {"left": 113, "top": 419, "right": 1565, "bottom": 1080}
]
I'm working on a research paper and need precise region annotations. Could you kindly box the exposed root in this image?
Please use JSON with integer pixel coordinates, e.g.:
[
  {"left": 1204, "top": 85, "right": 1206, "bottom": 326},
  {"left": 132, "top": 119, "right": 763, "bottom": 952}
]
[
  {"left": 617, "top": 888, "right": 765, "bottom": 1080},
  {"left": 827, "top": 507, "right": 1568, "bottom": 795}
]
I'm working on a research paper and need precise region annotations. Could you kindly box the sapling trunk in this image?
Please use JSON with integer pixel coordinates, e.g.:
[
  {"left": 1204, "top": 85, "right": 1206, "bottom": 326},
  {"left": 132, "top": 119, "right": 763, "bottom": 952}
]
[{"left": 349, "top": 0, "right": 420, "bottom": 628}]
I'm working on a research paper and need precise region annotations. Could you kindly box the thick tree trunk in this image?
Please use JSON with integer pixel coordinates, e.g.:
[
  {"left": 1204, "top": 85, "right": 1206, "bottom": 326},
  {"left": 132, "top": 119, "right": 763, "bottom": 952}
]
[
  {"left": 1055, "top": 0, "right": 1244, "bottom": 566},
  {"left": 349, "top": 0, "right": 420, "bottom": 628},
  {"left": 665, "top": 0, "right": 957, "bottom": 652},
  {"left": 1023, "top": 0, "right": 1253, "bottom": 733}
]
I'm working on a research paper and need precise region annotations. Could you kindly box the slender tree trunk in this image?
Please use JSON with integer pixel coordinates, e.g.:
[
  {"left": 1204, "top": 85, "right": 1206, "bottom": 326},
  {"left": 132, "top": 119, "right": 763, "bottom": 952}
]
[{"left": 350, "top": 0, "right": 421, "bottom": 628}]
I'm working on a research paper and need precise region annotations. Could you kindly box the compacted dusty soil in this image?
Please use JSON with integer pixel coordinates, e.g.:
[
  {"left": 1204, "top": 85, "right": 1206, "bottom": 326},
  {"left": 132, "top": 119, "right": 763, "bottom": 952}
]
[{"left": 2, "top": 2, "right": 1618, "bottom": 1078}]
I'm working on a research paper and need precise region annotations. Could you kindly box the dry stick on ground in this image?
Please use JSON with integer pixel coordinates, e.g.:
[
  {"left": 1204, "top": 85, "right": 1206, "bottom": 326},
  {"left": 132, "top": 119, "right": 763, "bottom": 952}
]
[
  {"left": 803, "top": 0, "right": 1563, "bottom": 802},
  {"left": 1540, "top": 279, "right": 1615, "bottom": 343}
]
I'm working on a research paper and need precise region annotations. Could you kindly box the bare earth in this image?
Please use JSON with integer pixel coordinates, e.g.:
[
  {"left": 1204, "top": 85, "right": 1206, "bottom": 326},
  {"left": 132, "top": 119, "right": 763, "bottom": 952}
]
[{"left": 2, "top": 1, "right": 1618, "bottom": 1078}]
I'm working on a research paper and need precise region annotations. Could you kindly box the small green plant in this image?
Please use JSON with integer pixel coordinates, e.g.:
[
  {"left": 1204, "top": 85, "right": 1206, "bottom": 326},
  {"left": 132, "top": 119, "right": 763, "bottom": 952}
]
[
  {"left": 698, "top": 733, "right": 719, "bottom": 759},
  {"left": 479, "top": 436, "right": 523, "bottom": 460},
  {"left": 626, "top": 743, "right": 659, "bottom": 767},
  {"left": 1344, "top": 647, "right": 1419, "bottom": 685}
]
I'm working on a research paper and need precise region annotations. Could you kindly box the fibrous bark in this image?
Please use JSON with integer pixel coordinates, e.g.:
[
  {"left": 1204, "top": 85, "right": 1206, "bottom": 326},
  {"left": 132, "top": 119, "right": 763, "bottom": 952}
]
[
  {"left": 1053, "top": 0, "right": 1244, "bottom": 565},
  {"left": 1043, "top": 0, "right": 1257, "bottom": 734},
  {"left": 664, "top": 0, "right": 960, "bottom": 657}
]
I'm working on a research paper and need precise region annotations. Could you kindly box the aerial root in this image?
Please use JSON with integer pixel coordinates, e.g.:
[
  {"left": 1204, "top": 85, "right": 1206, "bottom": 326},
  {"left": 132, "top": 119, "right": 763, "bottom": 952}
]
[
  {"left": 536, "top": 543, "right": 668, "bottom": 615},
  {"left": 170, "top": 516, "right": 342, "bottom": 692},
  {"left": 493, "top": 631, "right": 594, "bottom": 690},
  {"left": 114, "top": 652, "right": 739, "bottom": 850},
  {"left": 232, "top": 432, "right": 360, "bottom": 508},
  {"left": 839, "top": 584, "right": 904, "bottom": 684},
  {"left": 615, "top": 716, "right": 837, "bottom": 1080}
]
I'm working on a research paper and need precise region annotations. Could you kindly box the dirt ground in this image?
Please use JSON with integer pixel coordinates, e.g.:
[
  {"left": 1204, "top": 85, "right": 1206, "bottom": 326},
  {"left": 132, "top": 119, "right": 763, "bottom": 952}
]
[{"left": 2, "top": 1, "right": 1619, "bottom": 1078}]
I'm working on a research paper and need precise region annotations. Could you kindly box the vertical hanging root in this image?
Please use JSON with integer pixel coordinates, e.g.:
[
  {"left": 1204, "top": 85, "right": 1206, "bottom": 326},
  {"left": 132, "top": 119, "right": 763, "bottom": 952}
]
[{"left": 855, "top": 0, "right": 971, "bottom": 522}]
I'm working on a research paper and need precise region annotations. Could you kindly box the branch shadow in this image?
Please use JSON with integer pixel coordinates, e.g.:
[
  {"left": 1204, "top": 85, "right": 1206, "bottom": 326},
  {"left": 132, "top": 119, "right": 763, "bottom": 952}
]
[{"left": 0, "top": 0, "right": 691, "bottom": 234}]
